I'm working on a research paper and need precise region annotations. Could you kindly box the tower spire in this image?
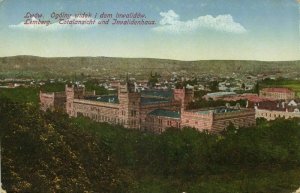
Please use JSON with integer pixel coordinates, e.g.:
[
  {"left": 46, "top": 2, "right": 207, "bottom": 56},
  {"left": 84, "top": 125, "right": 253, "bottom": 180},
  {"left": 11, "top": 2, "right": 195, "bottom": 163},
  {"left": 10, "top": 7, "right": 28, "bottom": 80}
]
[{"left": 126, "top": 73, "right": 129, "bottom": 83}]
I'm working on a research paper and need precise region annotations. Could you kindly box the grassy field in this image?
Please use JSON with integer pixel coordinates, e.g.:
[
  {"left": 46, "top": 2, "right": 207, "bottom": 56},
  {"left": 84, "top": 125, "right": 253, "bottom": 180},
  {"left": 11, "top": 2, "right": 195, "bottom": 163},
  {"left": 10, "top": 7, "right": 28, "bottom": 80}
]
[{"left": 0, "top": 87, "right": 39, "bottom": 104}]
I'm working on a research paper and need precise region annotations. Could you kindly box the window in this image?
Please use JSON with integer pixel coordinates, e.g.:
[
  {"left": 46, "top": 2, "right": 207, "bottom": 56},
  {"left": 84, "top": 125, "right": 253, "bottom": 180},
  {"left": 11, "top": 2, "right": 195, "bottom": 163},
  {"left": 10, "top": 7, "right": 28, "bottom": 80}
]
[
  {"left": 131, "top": 110, "right": 137, "bottom": 117},
  {"left": 159, "top": 119, "right": 163, "bottom": 125},
  {"left": 167, "top": 121, "right": 171, "bottom": 126}
]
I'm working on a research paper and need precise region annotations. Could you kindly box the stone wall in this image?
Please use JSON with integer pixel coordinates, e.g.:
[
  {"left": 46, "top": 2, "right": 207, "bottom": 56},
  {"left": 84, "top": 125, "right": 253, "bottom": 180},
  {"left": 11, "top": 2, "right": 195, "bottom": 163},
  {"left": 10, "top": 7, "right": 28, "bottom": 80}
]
[
  {"left": 145, "top": 115, "right": 180, "bottom": 133},
  {"left": 181, "top": 108, "right": 256, "bottom": 133},
  {"left": 40, "top": 91, "right": 66, "bottom": 111}
]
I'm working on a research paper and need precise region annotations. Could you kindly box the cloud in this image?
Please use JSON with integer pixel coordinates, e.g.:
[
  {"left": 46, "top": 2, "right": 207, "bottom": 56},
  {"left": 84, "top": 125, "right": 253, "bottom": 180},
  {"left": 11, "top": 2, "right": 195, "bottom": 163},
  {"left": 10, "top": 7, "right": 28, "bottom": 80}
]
[
  {"left": 9, "top": 16, "right": 100, "bottom": 31},
  {"left": 153, "top": 10, "right": 247, "bottom": 34}
]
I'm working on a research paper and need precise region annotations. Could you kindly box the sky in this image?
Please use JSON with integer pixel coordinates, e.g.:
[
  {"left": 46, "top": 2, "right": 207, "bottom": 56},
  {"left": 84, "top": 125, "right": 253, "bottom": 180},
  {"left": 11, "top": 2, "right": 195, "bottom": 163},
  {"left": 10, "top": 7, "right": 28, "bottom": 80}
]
[{"left": 0, "top": 0, "right": 299, "bottom": 61}]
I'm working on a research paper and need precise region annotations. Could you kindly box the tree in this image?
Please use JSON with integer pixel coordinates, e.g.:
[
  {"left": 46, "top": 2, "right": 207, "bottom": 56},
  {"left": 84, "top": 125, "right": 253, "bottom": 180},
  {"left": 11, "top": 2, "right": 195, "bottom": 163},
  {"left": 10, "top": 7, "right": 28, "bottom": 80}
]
[
  {"left": 148, "top": 72, "right": 160, "bottom": 88},
  {"left": 254, "top": 82, "right": 260, "bottom": 94},
  {"left": 208, "top": 81, "right": 219, "bottom": 92},
  {"left": 241, "top": 83, "right": 246, "bottom": 90},
  {"left": 0, "top": 98, "right": 134, "bottom": 193}
]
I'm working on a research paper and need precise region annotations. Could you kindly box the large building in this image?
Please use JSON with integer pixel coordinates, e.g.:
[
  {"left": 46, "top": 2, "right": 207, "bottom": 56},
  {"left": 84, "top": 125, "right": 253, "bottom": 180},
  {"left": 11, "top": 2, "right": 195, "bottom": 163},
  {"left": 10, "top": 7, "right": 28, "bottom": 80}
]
[
  {"left": 181, "top": 105, "right": 255, "bottom": 133},
  {"left": 253, "top": 100, "right": 300, "bottom": 121},
  {"left": 203, "top": 92, "right": 237, "bottom": 101},
  {"left": 39, "top": 91, "right": 67, "bottom": 111},
  {"left": 259, "top": 87, "right": 295, "bottom": 100},
  {"left": 40, "top": 81, "right": 256, "bottom": 133}
]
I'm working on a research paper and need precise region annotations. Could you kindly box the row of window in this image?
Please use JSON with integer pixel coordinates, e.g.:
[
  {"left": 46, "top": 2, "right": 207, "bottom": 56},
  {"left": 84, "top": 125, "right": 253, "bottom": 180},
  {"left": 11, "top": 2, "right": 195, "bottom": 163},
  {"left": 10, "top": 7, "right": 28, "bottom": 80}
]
[
  {"left": 146, "top": 117, "right": 180, "bottom": 128},
  {"left": 259, "top": 112, "right": 295, "bottom": 119},
  {"left": 85, "top": 112, "right": 140, "bottom": 126}
]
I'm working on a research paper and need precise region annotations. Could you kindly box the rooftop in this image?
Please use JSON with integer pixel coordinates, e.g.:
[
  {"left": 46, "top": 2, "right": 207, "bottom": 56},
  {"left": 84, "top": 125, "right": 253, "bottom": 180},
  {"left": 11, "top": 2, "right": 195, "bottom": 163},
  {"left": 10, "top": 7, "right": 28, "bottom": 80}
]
[
  {"left": 84, "top": 95, "right": 172, "bottom": 105},
  {"left": 261, "top": 87, "right": 294, "bottom": 94},
  {"left": 84, "top": 95, "right": 119, "bottom": 104},
  {"left": 141, "top": 97, "right": 171, "bottom": 105},
  {"left": 255, "top": 100, "right": 300, "bottom": 112},
  {"left": 223, "top": 94, "right": 271, "bottom": 103},
  {"left": 187, "top": 106, "right": 242, "bottom": 115},
  {"left": 141, "top": 89, "right": 173, "bottom": 99},
  {"left": 206, "top": 92, "right": 237, "bottom": 97},
  {"left": 148, "top": 109, "right": 180, "bottom": 119}
]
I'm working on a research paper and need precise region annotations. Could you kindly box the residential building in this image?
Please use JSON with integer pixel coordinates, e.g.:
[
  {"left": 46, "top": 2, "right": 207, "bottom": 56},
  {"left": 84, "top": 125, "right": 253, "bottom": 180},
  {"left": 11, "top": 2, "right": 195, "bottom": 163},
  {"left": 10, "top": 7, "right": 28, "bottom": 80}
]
[{"left": 259, "top": 87, "right": 295, "bottom": 100}]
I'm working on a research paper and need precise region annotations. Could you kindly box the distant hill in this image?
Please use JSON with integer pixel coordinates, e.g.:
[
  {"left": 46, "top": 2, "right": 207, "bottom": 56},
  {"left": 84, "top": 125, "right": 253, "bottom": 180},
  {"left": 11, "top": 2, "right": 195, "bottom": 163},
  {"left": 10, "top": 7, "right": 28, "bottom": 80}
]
[{"left": 0, "top": 55, "right": 299, "bottom": 79}]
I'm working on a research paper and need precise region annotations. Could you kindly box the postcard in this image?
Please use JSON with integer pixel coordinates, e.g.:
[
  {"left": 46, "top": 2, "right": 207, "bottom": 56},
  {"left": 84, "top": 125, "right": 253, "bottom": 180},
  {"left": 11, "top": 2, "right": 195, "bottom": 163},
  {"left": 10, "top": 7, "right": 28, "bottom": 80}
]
[{"left": 0, "top": 0, "right": 299, "bottom": 192}]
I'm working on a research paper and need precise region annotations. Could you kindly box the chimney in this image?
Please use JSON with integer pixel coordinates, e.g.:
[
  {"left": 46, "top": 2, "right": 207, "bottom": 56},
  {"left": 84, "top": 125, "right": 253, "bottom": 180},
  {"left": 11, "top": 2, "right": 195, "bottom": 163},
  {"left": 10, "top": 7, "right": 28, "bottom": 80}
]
[{"left": 281, "top": 102, "right": 285, "bottom": 109}]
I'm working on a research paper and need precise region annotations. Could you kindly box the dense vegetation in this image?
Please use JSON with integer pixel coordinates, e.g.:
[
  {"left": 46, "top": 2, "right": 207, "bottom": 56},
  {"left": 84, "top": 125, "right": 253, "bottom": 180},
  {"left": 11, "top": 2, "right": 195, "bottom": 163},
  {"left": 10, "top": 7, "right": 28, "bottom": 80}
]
[
  {"left": 39, "top": 81, "right": 112, "bottom": 95},
  {"left": 0, "top": 81, "right": 111, "bottom": 107},
  {"left": 0, "top": 87, "right": 39, "bottom": 104},
  {"left": 77, "top": 117, "right": 300, "bottom": 193},
  {"left": 0, "top": 98, "right": 135, "bottom": 193},
  {"left": 1, "top": 94, "right": 300, "bottom": 192},
  {"left": 148, "top": 72, "right": 161, "bottom": 88}
]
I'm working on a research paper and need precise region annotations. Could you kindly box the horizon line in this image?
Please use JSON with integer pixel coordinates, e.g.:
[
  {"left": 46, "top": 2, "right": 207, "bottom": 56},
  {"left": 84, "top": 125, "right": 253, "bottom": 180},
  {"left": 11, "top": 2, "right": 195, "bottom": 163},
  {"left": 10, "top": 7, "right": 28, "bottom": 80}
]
[{"left": 1, "top": 54, "right": 300, "bottom": 62}]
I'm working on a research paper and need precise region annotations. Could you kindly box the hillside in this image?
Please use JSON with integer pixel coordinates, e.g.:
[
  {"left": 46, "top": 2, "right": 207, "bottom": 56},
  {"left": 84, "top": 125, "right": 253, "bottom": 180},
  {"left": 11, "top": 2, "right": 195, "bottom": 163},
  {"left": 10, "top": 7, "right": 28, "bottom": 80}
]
[
  {"left": 0, "top": 55, "right": 299, "bottom": 79},
  {"left": 0, "top": 98, "right": 134, "bottom": 193}
]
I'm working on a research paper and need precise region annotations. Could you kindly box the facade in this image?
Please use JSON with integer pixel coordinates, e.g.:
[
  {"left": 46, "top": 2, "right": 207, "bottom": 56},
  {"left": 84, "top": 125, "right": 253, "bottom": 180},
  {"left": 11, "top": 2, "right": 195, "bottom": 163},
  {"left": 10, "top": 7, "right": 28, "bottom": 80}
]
[
  {"left": 259, "top": 87, "right": 295, "bottom": 100},
  {"left": 65, "top": 82, "right": 181, "bottom": 130},
  {"left": 181, "top": 106, "right": 256, "bottom": 133},
  {"left": 145, "top": 109, "right": 181, "bottom": 133},
  {"left": 40, "top": 91, "right": 66, "bottom": 111},
  {"left": 40, "top": 82, "right": 256, "bottom": 133},
  {"left": 221, "top": 93, "right": 271, "bottom": 103},
  {"left": 253, "top": 100, "right": 300, "bottom": 121}
]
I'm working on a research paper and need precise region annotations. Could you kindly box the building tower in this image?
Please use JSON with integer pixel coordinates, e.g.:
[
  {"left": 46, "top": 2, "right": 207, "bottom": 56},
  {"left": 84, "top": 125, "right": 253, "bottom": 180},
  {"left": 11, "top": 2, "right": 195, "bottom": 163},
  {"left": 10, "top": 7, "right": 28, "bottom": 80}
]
[
  {"left": 65, "top": 84, "right": 85, "bottom": 117},
  {"left": 118, "top": 80, "right": 141, "bottom": 129},
  {"left": 173, "top": 87, "right": 194, "bottom": 111}
]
